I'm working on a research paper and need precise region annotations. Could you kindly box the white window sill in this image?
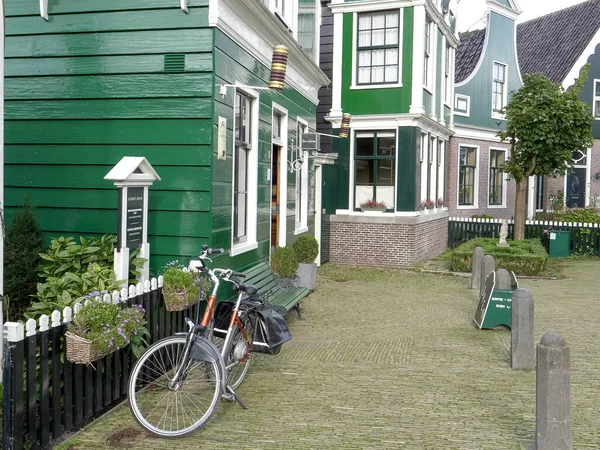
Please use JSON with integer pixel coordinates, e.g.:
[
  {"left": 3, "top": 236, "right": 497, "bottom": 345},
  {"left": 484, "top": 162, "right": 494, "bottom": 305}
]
[
  {"left": 423, "top": 86, "right": 433, "bottom": 94},
  {"left": 454, "top": 111, "right": 469, "bottom": 117},
  {"left": 350, "top": 82, "right": 402, "bottom": 90},
  {"left": 457, "top": 205, "right": 478, "bottom": 210},
  {"left": 294, "top": 226, "right": 309, "bottom": 235},
  {"left": 488, "top": 204, "right": 506, "bottom": 209},
  {"left": 492, "top": 113, "right": 506, "bottom": 121},
  {"left": 230, "top": 241, "right": 258, "bottom": 257}
]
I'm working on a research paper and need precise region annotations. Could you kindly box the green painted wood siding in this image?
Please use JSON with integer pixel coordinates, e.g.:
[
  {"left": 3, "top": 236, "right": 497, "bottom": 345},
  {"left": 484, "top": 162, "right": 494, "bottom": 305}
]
[
  {"left": 341, "top": 8, "right": 414, "bottom": 115},
  {"left": 454, "top": 11, "right": 522, "bottom": 130},
  {"left": 210, "top": 30, "right": 318, "bottom": 272},
  {"left": 435, "top": 29, "right": 443, "bottom": 119},
  {"left": 323, "top": 130, "right": 350, "bottom": 213},
  {"left": 577, "top": 44, "right": 600, "bottom": 138},
  {"left": 4, "top": 0, "right": 214, "bottom": 273},
  {"left": 396, "top": 127, "right": 419, "bottom": 211}
]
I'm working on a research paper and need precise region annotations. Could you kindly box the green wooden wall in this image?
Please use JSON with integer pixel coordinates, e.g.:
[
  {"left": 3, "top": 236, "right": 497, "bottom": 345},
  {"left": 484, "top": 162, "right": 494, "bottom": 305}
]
[
  {"left": 577, "top": 43, "right": 600, "bottom": 138},
  {"left": 323, "top": 129, "right": 350, "bottom": 214},
  {"left": 209, "top": 30, "right": 318, "bottom": 272},
  {"left": 341, "top": 8, "right": 414, "bottom": 115},
  {"left": 396, "top": 126, "right": 419, "bottom": 211},
  {"left": 454, "top": 11, "right": 522, "bottom": 130},
  {"left": 5, "top": 0, "right": 210, "bottom": 275}
]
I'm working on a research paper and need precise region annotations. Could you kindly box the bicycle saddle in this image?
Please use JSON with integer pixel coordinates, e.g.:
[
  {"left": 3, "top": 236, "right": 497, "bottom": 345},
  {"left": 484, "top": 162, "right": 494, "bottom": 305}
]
[{"left": 237, "top": 283, "right": 258, "bottom": 295}]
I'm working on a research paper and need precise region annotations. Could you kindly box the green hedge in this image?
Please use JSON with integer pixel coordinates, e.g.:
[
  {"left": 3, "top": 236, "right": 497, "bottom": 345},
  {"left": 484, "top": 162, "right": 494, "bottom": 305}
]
[{"left": 451, "top": 238, "right": 549, "bottom": 276}]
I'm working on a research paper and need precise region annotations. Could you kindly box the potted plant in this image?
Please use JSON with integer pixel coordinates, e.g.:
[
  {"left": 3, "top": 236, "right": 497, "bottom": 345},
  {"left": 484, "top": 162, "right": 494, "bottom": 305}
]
[
  {"left": 270, "top": 246, "right": 299, "bottom": 290},
  {"left": 437, "top": 198, "right": 445, "bottom": 208},
  {"left": 65, "top": 301, "right": 149, "bottom": 365},
  {"left": 293, "top": 234, "right": 319, "bottom": 290},
  {"left": 360, "top": 199, "right": 387, "bottom": 213},
  {"left": 419, "top": 200, "right": 427, "bottom": 211},
  {"left": 426, "top": 199, "right": 435, "bottom": 209},
  {"left": 161, "top": 261, "right": 202, "bottom": 311}
]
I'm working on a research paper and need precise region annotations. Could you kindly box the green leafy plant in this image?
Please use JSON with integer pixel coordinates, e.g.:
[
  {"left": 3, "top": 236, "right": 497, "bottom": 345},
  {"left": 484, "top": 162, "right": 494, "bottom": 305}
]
[
  {"left": 4, "top": 198, "right": 44, "bottom": 321},
  {"left": 270, "top": 247, "right": 299, "bottom": 278},
  {"left": 293, "top": 235, "right": 319, "bottom": 264},
  {"left": 28, "top": 234, "right": 145, "bottom": 319},
  {"left": 68, "top": 301, "right": 150, "bottom": 358},
  {"left": 161, "top": 261, "right": 203, "bottom": 311},
  {"left": 451, "top": 238, "right": 549, "bottom": 276}
]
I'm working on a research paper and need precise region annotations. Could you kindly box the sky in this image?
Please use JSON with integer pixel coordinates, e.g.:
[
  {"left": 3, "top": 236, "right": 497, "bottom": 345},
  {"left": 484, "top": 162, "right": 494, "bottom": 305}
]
[{"left": 457, "top": 0, "right": 589, "bottom": 32}]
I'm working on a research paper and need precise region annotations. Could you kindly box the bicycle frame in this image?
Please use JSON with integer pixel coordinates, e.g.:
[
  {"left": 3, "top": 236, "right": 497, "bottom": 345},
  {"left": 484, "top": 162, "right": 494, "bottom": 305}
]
[{"left": 170, "top": 256, "right": 252, "bottom": 396}]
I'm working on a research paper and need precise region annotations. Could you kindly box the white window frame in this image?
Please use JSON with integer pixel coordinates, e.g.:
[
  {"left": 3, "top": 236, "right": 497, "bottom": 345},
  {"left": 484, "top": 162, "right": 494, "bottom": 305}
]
[
  {"left": 271, "top": 103, "right": 289, "bottom": 248},
  {"left": 423, "top": 15, "right": 433, "bottom": 92},
  {"left": 457, "top": 144, "right": 479, "bottom": 209},
  {"left": 487, "top": 147, "right": 507, "bottom": 208},
  {"left": 231, "top": 87, "right": 259, "bottom": 256},
  {"left": 593, "top": 79, "right": 600, "bottom": 120},
  {"left": 351, "top": 9, "right": 404, "bottom": 90},
  {"left": 492, "top": 61, "right": 508, "bottom": 120},
  {"left": 420, "top": 132, "right": 428, "bottom": 203},
  {"left": 295, "top": 117, "right": 309, "bottom": 234},
  {"left": 268, "top": 0, "right": 298, "bottom": 36},
  {"left": 444, "top": 44, "right": 452, "bottom": 106},
  {"left": 454, "top": 94, "right": 470, "bottom": 117}
]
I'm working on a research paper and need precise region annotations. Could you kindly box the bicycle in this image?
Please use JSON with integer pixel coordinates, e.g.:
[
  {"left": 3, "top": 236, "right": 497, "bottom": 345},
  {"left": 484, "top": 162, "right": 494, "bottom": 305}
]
[{"left": 127, "top": 245, "right": 262, "bottom": 438}]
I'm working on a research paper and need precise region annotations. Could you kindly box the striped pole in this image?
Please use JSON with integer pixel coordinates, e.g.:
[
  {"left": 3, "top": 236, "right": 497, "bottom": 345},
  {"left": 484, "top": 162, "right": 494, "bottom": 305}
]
[{"left": 339, "top": 113, "right": 351, "bottom": 138}]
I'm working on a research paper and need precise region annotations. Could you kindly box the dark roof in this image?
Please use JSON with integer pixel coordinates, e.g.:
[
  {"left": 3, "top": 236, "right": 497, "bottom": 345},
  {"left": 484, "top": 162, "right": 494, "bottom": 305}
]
[
  {"left": 517, "top": 0, "right": 600, "bottom": 82},
  {"left": 455, "top": 28, "right": 486, "bottom": 83}
]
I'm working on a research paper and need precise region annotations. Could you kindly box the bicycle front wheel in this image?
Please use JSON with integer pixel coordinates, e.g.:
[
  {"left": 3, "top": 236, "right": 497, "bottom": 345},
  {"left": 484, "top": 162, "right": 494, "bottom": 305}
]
[{"left": 128, "top": 336, "right": 222, "bottom": 438}]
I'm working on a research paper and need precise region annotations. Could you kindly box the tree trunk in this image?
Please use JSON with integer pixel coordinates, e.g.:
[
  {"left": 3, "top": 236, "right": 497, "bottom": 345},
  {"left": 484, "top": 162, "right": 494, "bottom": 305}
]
[{"left": 514, "top": 178, "right": 528, "bottom": 241}]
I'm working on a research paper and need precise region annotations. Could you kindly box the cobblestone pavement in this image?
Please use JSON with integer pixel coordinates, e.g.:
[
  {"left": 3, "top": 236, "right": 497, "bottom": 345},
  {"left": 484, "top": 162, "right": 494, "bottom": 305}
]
[{"left": 57, "top": 261, "right": 600, "bottom": 450}]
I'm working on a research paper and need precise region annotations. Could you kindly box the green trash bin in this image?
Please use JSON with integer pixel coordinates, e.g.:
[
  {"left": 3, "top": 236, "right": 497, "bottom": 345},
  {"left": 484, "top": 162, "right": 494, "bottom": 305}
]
[{"left": 549, "top": 230, "right": 570, "bottom": 257}]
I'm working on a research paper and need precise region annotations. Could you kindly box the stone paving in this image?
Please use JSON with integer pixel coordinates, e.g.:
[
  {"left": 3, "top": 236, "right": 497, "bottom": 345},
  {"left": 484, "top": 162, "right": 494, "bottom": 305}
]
[{"left": 56, "top": 261, "right": 600, "bottom": 449}]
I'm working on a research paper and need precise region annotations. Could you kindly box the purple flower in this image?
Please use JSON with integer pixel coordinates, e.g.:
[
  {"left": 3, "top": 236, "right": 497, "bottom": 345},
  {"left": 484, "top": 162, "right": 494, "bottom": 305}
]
[{"left": 117, "top": 328, "right": 122, "bottom": 334}]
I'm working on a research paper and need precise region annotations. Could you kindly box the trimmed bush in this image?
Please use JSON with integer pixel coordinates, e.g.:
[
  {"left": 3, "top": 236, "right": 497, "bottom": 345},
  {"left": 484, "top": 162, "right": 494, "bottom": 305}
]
[
  {"left": 293, "top": 234, "right": 319, "bottom": 263},
  {"left": 4, "top": 199, "right": 44, "bottom": 321},
  {"left": 451, "top": 238, "right": 548, "bottom": 276},
  {"left": 270, "top": 247, "right": 299, "bottom": 278}
]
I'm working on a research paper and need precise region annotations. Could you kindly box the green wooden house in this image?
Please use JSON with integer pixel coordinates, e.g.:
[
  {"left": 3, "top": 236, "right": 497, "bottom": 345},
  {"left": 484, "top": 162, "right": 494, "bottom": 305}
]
[
  {"left": 448, "top": 0, "right": 600, "bottom": 219},
  {"left": 4, "top": 0, "right": 329, "bottom": 272},
  {"left": 319, "top": 0, "right": 459, "bottom": 268}
]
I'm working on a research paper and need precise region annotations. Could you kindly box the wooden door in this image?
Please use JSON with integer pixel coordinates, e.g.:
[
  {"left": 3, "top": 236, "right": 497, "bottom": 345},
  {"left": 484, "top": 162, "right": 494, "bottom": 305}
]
[{"left": 271, "top": 145, "right": 280, "bottom": 248}]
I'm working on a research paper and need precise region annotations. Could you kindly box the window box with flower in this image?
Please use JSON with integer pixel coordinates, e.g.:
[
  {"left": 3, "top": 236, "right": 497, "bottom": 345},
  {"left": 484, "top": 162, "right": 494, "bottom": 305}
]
[
  {"left": 65, "top": 301, "right": 149, "bottom": 365},
  {"left": 437, "top": 198, "right": 445, "bottom": 208},
  {"left": 360, "top": 199, "right": 387, "bottom": 213}
]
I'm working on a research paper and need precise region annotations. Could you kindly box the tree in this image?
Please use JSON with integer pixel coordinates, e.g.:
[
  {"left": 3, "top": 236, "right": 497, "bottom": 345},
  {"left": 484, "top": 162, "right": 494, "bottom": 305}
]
[
  {"left": 4, "top": 198, "right": 44, "bottom": 320},
  {"left": 498, "top": 68, "right": 594, "bottom": 240}
]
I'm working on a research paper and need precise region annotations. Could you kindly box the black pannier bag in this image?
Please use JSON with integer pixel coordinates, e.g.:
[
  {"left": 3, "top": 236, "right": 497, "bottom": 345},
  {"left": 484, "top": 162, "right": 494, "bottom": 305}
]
[
  {"left": 252, "top": 308, "right": 292, "bottom": 355},
  {"left": 213, "top": 301, "right": 235, "bottom": 339}
]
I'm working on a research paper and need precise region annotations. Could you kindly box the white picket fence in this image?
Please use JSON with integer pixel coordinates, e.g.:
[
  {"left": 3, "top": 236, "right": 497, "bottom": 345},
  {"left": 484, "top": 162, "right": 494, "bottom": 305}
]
[
  {"left": 449, "top": 217, "right": 600, "bottom": 228},
  {"left": 3, "top": 276, "right": 163, "bottom": 346}
]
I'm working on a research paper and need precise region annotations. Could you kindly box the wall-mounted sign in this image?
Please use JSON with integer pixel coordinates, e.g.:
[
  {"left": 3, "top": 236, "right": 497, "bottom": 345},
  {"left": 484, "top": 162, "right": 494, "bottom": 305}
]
[
  {"left": 301, "top": 133, "right": 320, "bottom": 151},
  {"left": 218, "top": 117, "right": 227, "bottom": 160},
  {"left": 126, "top": 187, "right": 144, "bottom": 249}
]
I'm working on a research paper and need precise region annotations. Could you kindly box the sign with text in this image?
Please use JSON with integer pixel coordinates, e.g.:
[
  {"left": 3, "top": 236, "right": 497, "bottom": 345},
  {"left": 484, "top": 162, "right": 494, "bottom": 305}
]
[
  {"left": 474, "top": 272, "right": 515, "bottom": 329},
  {"left": 218, "top": 116, "right": 227, "bottom": 160},
  {"left": 301, "top": 133, "right": 320, "bottom": 150},
  {"left": 474, "top": 272, "right": 495, "bottom": 329},
  {"left": 118, "top": 187, "right": 144, "bottom": 249}
]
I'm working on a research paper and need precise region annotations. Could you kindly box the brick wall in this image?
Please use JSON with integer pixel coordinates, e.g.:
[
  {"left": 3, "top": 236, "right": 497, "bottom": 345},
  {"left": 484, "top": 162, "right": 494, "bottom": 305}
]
[
  {"left": 321, "top": 214, "right": 331, "bottom": 263},
  {"left": 329, "top": 214, "right": 448, "bottom": 268},
  {"left": 447, "top": 137, "right": 515, "bottom": 219}
]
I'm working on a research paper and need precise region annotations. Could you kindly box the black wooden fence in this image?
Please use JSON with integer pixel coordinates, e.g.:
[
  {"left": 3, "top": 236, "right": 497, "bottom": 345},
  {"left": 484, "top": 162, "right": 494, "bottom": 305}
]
[
  {"left": 448, "top": 217, "right": 600, "bottom": 255},
  {"left": 2, "top": 278, "right": 203, "bottom": 450}
]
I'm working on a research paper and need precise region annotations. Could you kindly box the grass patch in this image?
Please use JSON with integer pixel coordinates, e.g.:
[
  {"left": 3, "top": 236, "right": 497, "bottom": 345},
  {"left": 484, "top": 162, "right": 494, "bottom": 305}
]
[
  {"left": 433, "top": 248, "right": 453, "bottom": 261},
  {"left": 451, "top": 238, "right": 549, "bottom": 276}
]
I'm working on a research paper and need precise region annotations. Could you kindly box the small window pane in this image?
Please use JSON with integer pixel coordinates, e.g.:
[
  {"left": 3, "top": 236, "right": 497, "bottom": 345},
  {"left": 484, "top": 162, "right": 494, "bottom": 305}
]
[
  {"left": 595, "top": 100, "right": 600, "bottom": 118},
  {"left": 386, "top": 12, "right": 398, "bottom": 28},
  {"left": 372, "top": 49, "right": 385, "bottom": 65},
  {"left": 372, "top": 29, "right": 385, "bottom": 46},
  {"left": 356, "top": 136, "right": 375, "bottom": 156},
  {"left": 385, "top": 65, "right": 398, "bottom": 83},
  {"left": 377, "top": 135, "right": 395, "bottom": 156},
  {"left": 371, "top": 66, "right": 384, "bottom": 83},
  {"left": 358, "top": 30, "right": 371, "bottom": 47},
  {"left": 385, "top": 28, "right": 398, "bottom": 45},
  {"left": 358, "top": 50, "right": 371, "bottom": 67},
  {"left": 355, "top": 159, "right": 374, "bottom": 183},
  {"left": 359, "top": 15, "right": 371, "bottom": 30},
  {"left": 358, "top": 67, "right": 371, "bottom": 84},
  {"left": 372, "top": 13, "right": 385, "bottom": 28},
  {"left": 385, "top": 48, "right": 398, "bottom": 64},
  {"left": 595, "top": 81, "right": 600, "bottom": 97}
]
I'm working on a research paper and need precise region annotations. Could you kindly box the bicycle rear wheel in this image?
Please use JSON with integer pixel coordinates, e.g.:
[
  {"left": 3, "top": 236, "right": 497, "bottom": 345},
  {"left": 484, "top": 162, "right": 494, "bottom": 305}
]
[
  {"left": 128, "top": 336, "right": 221, "bottom": 438},
  {"left": 223, "top": 312, "right": 256, "bottom": 390}
]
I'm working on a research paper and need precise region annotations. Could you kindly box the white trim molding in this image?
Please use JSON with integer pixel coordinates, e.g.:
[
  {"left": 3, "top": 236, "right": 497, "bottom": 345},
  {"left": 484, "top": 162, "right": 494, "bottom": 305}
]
[
  {"left": 453, "top": 124, "right": 503, "bottom": 142},
  {"left": 210, "top": 0, "right": 329, "bottom": 105}
]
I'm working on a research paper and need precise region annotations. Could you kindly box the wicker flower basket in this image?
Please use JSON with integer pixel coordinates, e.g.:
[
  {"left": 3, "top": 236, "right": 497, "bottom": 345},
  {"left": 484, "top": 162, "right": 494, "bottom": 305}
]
[
  {"left": 65, "top": 331, "right": 108, "bottom": 365},
  {"left": 162, "top": 285, "right": 199, "bottom": 311}
]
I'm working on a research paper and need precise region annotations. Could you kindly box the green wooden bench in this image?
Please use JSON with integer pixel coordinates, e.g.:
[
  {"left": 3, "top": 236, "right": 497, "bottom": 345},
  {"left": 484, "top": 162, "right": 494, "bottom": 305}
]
[{"left": 241, "top": 262, "right": 308, "bottom": 319}]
